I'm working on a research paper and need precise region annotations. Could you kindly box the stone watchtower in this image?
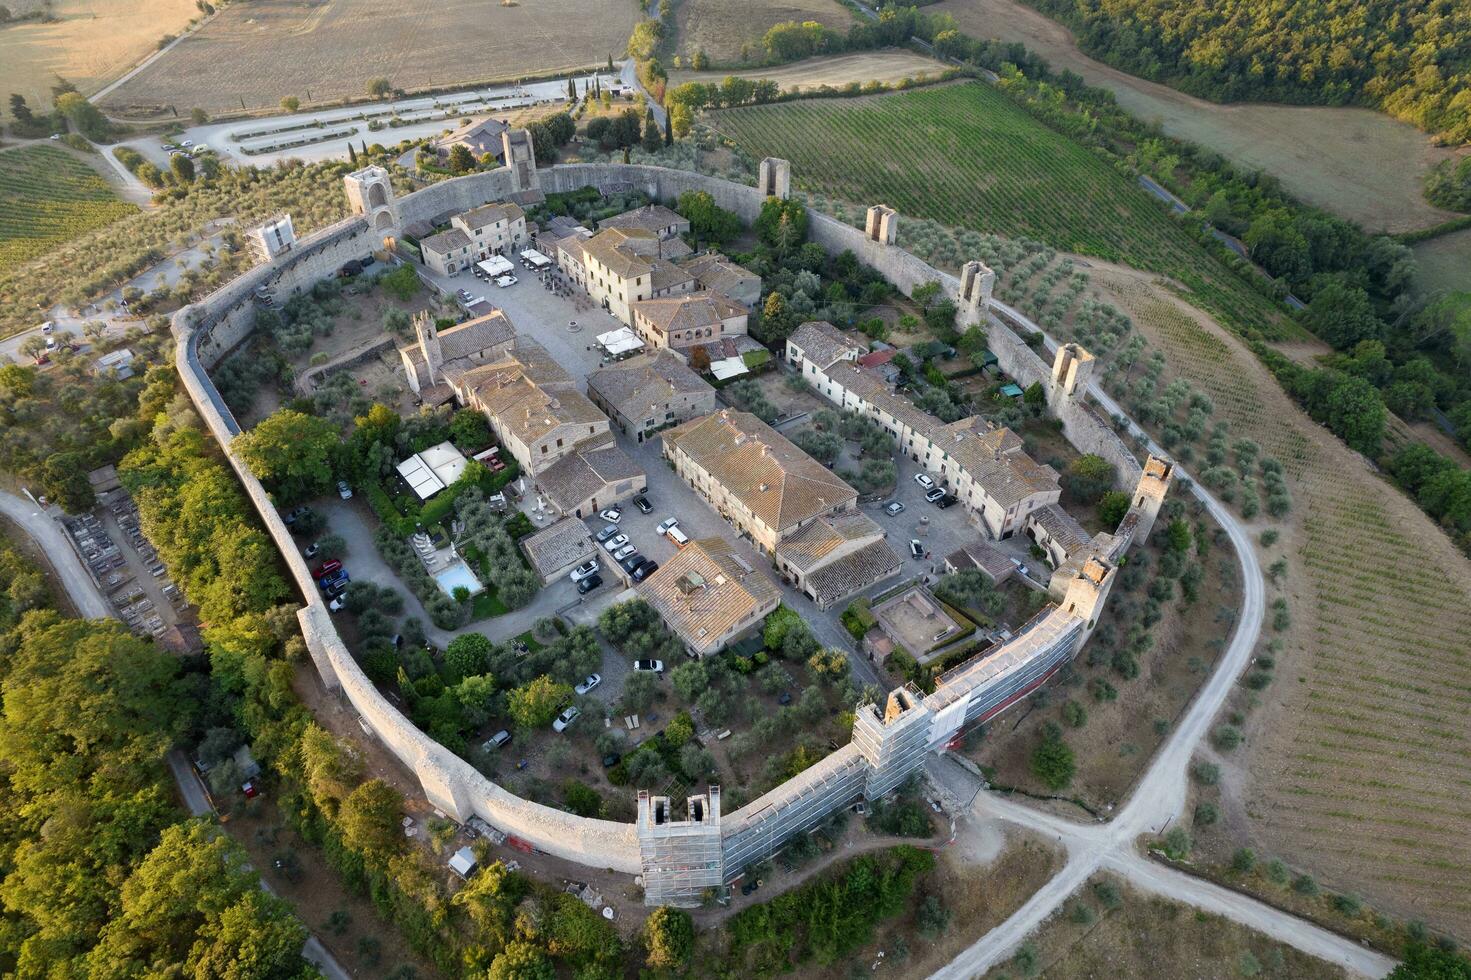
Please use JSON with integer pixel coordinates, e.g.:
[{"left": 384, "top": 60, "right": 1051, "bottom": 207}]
[
  {"left": 758, "top": 158, "right": 790, "bottom": 199},
  {"left": 852, "top": 686, "right": 932, "bottom": 799},
  {"left": 865, "top": 205, "right": 898, "bottom": 245},
  {"left": 637, "top": 788, "right": 724, "bottom": 907},
  {"left": 1061, "top": 555, "right": 1117, "bottom": 643},
  {"left": 501, "top": 128, "right": 540, "bottom": 194},
  {"left": 959, "top": 260, "right": 996, "bottom": 326},
  {"left": 343, "top": 165, "right": 398, "bottom": 236},
  {"left": 411, "top": 310, "right": 443, "bottom": 387},
  {"left": 1130, "top": 455, "right": 1174, "bottom": 543},
  {"left": 1051, "top": 342, "right": 1095, "bottom": 403}
]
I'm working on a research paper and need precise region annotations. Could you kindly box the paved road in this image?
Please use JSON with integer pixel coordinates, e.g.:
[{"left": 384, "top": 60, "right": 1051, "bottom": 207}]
[
  {"left": 621, "top": 59, "right": 666, "bottom": 129},
  {"left": 927, "top": 302, "right": 1394, "bottom": 979},
  {"left": 0, "top": 489, "right": 112, "bottom": 619}
]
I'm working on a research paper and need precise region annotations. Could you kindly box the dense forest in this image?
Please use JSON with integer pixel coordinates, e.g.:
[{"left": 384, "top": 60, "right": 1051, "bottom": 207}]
[{"left": 1021, "top": 0, "right": 1471, "bottom": 145}]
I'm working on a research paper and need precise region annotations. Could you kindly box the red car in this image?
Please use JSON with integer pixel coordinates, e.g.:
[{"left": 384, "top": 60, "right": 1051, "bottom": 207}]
[{"left": 313, "top": 559, "right": 342, "bottom": 579}]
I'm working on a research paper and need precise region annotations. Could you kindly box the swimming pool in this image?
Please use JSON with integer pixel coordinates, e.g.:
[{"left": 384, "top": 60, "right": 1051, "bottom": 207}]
[{"left": 433, "top": 561, "right": 484, "bottom": 597}]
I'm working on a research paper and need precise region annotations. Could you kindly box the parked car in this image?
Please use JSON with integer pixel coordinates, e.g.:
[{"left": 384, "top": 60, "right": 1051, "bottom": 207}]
[
  {"left": 595, "top": 524, "right": 619, "bottom": 543},
  {"left": 656, "top": 517, "right": 679, "bottom": 535},
  {"left": 456, "top": 288, "right": 474, "bottom": 302},
  {"left": 601, "top": 752, "right": 621, "bottom": 768},
  {"left": 337, "top": 480, "right": 353, "bottom": 499},
  {"left": 575, "top": 673, "right": 602, "bottom": 695},
  {"left": 40, "top": 321, "right": 54, "bottom": 334},
  {"left": 576, "top": 573, "right": 603, "bottom": 594},
  {"left": 328, "top": 596, "right": 346, "bottom": 612},
  {"left": 494, "top": 274, "right": 518, "bottom": 288},
  {"left": 599, "top": 506, "right": 622, "bottom": 523},
  {"left": 884, "top": 501, "right": 905, "bottom": 516},
  {"left": 909, "top": 539, "right": 924, "bottom": 559},
  {"left": 304, "top": 541, "right": 321, "bottom": 559},
  {"left": 313, "top": 559, "right": 342, "bottom": 579},
  {"left": 632, "top": 659, "right": 664, "bottom": 673},
  {"left": 180, "top": 138, "right": 194, "bottom": 147},
  {"left": 633, "top": 495, "right": 653, "bottom": 514},
  {"left": 323, "top": 574, "right": 350, "bottom": 597},
  {"left": 552, "top": 705, "right": 581, "bottom": 732},
  {"left": 612, "top": 553, "right": 641, "bottom": 575},
  {"left": 569, "top": 559, "right": 600, "bottom": 583},
  {"left": 602, "top": 533, "right": 629, "bottom": 553},
  {"left": 44, "top": 336, "right": 58, "bottom": 352},
  {"left": 612, "top": 543, "right": 637, "bottom": 562},
  {"left": 631, "top": 559, "right": 658, "bottom": 582},
  {"left": 483, "top": 730, "right": 512, "bottom": 750},
  {"left": 914, "top": 473, "right": 936, "bottom": 490},
  {"left": 925, "top": 487, "right": 946, "bottom": 503},
  {"left": 665, "top": 524, "right": 690, "bottom": 547},
  {"left": 1010, "top": 557, "right": 1031, "bottom": 578},
  {"left": 936, "top": 493, "right": 958, "bottom": 509},
  {"left": 319, "top": 567, "right": 348, "bottom": 588},
  {"left": 161, "top": 143, "right": 178, "bottom": 151}
]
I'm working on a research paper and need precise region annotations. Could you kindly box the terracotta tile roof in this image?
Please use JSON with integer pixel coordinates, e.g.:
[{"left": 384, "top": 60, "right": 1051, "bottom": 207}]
[
  {"left": 599, "top": 204, "right": 687, "bottom": 237},
  {"left": 588, "top": 350, "right": 713, "bottom": 420},
  {"left": 421, "top": 227, "right": 471, "bottom": 254},
  {"left": 459, "top": 339, "right": 605, "bottom": 445},
  {"left": 579, "top": 228, "right": 655, "bottom": 279},
  {"left": 1029, "top": 503, "right": 1090, "bottom": 556},
  {"left": 789, "top": 320, "right": 865, "bottom": 371},
  {"left": 680, "top": 253, "right": 758, "bottom": 300},
  {"left": 438, "top": 310, "right": 516, "bottom": 362},
  {"left": 521, "top": 517, "right": 596, "bottom": 580},
  {"left": 801, "top": 539, "right": 902, "bottom": 607},
  {"left": 775, "top": 510, "right": 886, "bottom": 572},
  {"left": 648, "top": 257, "right": 695, "bottom": 291},
  {"left": 631, "top": 291, "right": 744, "bottom": 336},
  {"left": 939, "top": 419, "right": 1060, "bottom": 508},
  {"left": 636, "top": 538, "right": 780, "bottom": 651},
  {"left": 662, "top": 410, "right": 857, "bottom": 534},
  {"left": 539, "top": 444, "right": 644, "bottom": 512},
  {"left": 945, "top": 540, "right": 1014, "bottom": 581},
  {"left": 457, "top": 201, "right": 525, "bottom": 230}
]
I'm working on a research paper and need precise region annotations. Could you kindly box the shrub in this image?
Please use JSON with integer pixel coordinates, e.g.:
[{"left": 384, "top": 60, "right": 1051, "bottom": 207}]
[
  {"left": 1265, "top": 859, "right": 1290, "bottom": 886},
  {"left": 1212, "top": 724, "right": 1242, "bottom": 751},
  {"left": 1194, "top": 802, "right": 1219, "bottom": 827},
  {"left": 1092, "top": 879, "right": 1122, "bottom": 910},
  {"left": 1060, "top": 699, "right": 1087, "bottom": 728},
  {"left": 1192, "top": 762, "right": 1221, "bottom": 786},
  {"left": 1292, "top": 873, "right": 1319, "bottom": 896},
  {"left": 1162, "top": 826, "right": 1192, "bottom": 859},
  {"left": 1029, "top": 724, "right": 1076, "bottom": 791},
  {"left": 1231, "top": 848, "right": 1256, "bottom": 873}
]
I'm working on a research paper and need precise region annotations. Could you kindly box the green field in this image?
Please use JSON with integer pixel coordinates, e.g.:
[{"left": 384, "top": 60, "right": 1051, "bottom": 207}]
[
  {"left": 711, "top": 81, "right": 1282, "bottom": 336},
  {"left": 0, "top": 145, "right": 136, "bottom": 271}
]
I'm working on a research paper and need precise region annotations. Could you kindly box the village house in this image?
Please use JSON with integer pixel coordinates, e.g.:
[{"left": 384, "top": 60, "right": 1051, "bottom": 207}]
[
  {"left": 587, "top": 349, "right": 717, "bottom": 442},
  {"left": 629, "top": 291, "right": 749, "bottom": 354},
  {"left": 450, "top": 202, "right": 527, "bottom": 261},
  {"left": 679, "top": 252, "right": 762, "bottom": 308},
  {"left": 661, "top": 409, "right": 858, "bottom": 556},
  {"left": 787, "top": 322, "right": 1059, "bottom": 539},
  {"left": 636, "top": 537, "right": 781, "bottom": 656},
  {"left": 419, "top": 227, "right": 474, "bottom": 276},
  {"left": 399, "top": 309, "right": 516, "bottom": 399},
  {"left": 430, "top": 117, "right": 510, "bottom": 165},
  {"left": 560, "top": 227, "right": 696, "bottom": 324},
  {"left": 598, "top": 204, "right": 691, "bottom": 244},
  {"left": 773, "top": 510, "right": 901, "bottom": 610}
]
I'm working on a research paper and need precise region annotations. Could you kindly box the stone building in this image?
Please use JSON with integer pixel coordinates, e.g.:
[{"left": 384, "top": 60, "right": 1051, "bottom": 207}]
[
  {"left": 587, "top": 349, "right": 716, "bottom": 442},
  {"left": 430, "top": 117, "right": 511, "bottom": 165},
  {"left": 450, "top": 202, "right": 527, "bottom": 262},
  {"left": 636, "top": 537, "right": 781, "bottom": 656},
  {"left": 661, "top": 409, "right": 858, "bottom": 556},
  {"left": 774, "top": 510, "right": 901, "bottom": 610},
  {"left": 785, "top": 320, "right": 865, "bottom": 377},
  {"left": 599, "top": 204, "right": 691, "bottom": 242},
  {"left": 679, "top": 252, "right": 762, "bottom": 308},
  {"left": 630, "top": 291, "right": 748, "bottom": 354},
  {"left": 399, "top": 309, "right": 516, "bottom": 397},
  {"left": 419, "top": 227, "right": 474, "bottom": 275},
  {"left": 561, "top": 227, "right": 695, "bottom": 324}
]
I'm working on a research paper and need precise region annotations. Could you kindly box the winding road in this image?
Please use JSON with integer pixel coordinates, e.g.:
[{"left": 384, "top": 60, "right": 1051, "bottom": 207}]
[{"left": 924, "top": 302, "right": 1396, "bottom": 979}]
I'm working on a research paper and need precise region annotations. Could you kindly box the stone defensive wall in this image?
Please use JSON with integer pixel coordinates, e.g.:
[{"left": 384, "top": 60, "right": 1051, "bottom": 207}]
[{"left": 173, "top": 156, "right": 1161, "bottom": 901}]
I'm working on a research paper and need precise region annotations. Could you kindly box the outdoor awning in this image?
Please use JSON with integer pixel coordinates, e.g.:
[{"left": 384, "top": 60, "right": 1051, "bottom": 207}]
[
  {"left": 396, "top": 455, "right": 446, "bottom": 499},
  {"left": 477, "top": 256, "right": 514, "bottom": 277},
  {"left": 597, "top": 327, "right": 644, "bottom": 356}
]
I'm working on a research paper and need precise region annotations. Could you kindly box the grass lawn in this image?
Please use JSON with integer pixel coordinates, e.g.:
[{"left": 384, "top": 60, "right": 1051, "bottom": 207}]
[
  {"left": 710, "top": 82, "right": 1282, "bottom": 338},
  {"left": 471, "top": 590, "right": 508, "bottom": 619},
  {"left": 0, "top": 145, "right": 136, "bottom": 269}
]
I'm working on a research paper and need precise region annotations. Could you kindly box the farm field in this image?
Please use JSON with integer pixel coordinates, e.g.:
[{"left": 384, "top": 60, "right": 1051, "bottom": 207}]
[
  {"left": 99, "top": 0, "right": 639, "bottom": 117},
  {"left": 980, "top": 875, "right": 1348, "bottom": 979},
  {"left": 1412, "top": 228, "right": 1471, "bottom": 296},
  {"left": 929, "top": 0, "right": 1462, "bottom": 234},
  {"left": 1081, "top": 264, "right": 1471, "bottom": 939},
  {"left": 0, "top": 145, "right": 137, "bottom": 271},
  {"left": 669, "top": 50, "right": 948, "bottom": 92},
  {"left": 710, "top": 82, "right": 1283, "bottom": 337},
  {"left": 0, "top": 0, "right": 200, "bottom": 110},
  {"left": 670, "top": 0, "right": 852, "bottom": 65}
]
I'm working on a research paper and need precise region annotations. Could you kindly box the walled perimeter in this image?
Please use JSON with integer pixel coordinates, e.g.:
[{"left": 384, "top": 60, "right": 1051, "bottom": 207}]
[{"left": 173, "top": 149, "right": 1166, "bottom": 903}]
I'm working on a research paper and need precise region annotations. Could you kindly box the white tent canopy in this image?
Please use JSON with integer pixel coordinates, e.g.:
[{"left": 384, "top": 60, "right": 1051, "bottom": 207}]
[
  {"left": 476, "top": 256, "right": 514, "bottom": 277},
  {"left": 709, "top": 356, "right": 749, "bottom": 381},
  {"left": 396, "top": 441, "right": 470, "bottom": 500},
  {"left": 596, "top": 327, "right": 644, "bottom": 356},
  {"left": 519, "top": 248, "right": 552, "bottom": 269}
]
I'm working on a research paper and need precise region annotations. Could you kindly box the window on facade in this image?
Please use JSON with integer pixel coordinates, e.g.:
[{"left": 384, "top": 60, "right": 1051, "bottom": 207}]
[
  {"left": 541, "top": 445, "right": 547, "bottom": 454},
  {"left": 556, "top": 438, "right": 563, "bottom": 448}
]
